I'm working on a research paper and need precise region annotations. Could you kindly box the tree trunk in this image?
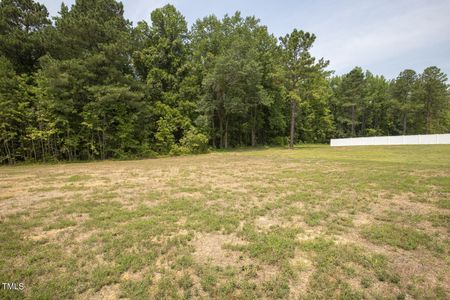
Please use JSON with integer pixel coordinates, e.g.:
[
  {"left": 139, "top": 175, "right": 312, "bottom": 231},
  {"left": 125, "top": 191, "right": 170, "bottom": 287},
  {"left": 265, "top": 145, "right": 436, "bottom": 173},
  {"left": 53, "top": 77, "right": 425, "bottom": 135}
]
[
  {"left": 218, "top": 114, "right": 223, "bottom": 149},
  {"left": 211, "top": 113, "right": 216, "bottom": 148},
  {"left": 251, "top": 128, "right": 256, "bottom": 147},
  {"left": 361, "top": 109, "right": 366, "bottom": 136},
  {"left": 67, "top": 130, "right": 72, "bottom": 161},
  {"left": 251, "top": 106, "right": 257, "bottom": 147},
  {"left": 402, "top": 113, "right": 407, "bottom": 135},
  {"left": 351, "top": 105, "right": 356, "bottom": 137},
  {"left": 426, "top": 100, "right": 431, "bottom": 134},
  {"left": 289, "top": 100, "right": 296, "bottom": 149},
  {"left": 224, "top": 118, "right": 228, "bottom": 149},
  {"left": 102, "top": 116, "right": 107, "bottom": 160},
  {"left": 32, "top": 140, "right": 37, "bottom": 161},
  {"left": 102, "top": 130, "right": 106, "bottom": 160},
  {"left": 3, "top": 141, "right": 12, "bottom": 164},
  {"left": 40, "top": 139, "right": 45, "bottom": 162}
]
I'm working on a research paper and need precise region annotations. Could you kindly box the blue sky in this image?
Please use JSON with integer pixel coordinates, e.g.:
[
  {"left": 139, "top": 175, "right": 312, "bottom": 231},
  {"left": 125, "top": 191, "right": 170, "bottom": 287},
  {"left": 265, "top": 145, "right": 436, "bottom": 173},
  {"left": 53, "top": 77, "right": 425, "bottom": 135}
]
[{"left": 42, "top": 0, "right": 450, "bottom": 80}]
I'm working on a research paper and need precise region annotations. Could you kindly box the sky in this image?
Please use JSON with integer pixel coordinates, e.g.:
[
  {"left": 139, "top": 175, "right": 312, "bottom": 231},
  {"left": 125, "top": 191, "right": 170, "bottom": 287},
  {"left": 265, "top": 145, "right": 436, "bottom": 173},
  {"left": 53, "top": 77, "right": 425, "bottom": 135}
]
[{"left": 42, "top": 0, "right": 450, "bottom": 80}]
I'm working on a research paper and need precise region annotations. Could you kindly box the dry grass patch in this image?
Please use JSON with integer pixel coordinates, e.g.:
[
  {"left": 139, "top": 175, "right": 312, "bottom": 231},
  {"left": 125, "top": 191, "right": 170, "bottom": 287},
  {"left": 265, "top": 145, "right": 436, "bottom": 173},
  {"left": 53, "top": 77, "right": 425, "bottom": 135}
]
[{"left": 192, "top": 233, "right": 248, "bottom": 268}]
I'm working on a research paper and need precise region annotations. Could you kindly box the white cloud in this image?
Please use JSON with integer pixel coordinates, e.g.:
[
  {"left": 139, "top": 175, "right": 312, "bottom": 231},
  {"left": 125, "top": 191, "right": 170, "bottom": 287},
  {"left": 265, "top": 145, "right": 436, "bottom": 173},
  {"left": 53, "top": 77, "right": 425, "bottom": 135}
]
[{"left": 307, "top": 0, "right": 450, "bottom": 77}]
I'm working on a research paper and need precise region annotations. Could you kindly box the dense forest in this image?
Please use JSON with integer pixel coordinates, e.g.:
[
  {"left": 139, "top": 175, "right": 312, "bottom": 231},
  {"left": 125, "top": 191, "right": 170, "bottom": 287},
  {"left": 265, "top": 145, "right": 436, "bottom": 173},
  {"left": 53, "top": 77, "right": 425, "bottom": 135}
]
[{"left": 1, "top": 0, "right": 449, "bottom": 163}]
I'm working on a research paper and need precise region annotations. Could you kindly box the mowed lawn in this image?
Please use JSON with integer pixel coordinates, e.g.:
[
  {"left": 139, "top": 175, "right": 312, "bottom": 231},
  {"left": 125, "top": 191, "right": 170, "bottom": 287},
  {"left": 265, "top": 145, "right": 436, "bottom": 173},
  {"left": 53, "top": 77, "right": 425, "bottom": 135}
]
[{"left": 0, "top": 145, "right": 449, "bottom": 299}]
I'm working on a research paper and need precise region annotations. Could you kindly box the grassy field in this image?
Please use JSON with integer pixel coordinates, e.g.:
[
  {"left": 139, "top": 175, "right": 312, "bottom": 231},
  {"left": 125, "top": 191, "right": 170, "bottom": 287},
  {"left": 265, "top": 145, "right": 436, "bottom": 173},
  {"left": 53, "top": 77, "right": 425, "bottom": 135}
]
[{"left": 1, "top": 145, "right": 449, "bottom": 299}]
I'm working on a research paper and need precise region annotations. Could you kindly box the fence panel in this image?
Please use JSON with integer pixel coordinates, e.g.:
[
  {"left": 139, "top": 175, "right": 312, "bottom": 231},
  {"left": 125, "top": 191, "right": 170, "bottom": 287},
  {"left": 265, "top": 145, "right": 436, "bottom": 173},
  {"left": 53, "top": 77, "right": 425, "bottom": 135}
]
[{"left": 330, "top": 134, "right": 450, "bottom": 147}]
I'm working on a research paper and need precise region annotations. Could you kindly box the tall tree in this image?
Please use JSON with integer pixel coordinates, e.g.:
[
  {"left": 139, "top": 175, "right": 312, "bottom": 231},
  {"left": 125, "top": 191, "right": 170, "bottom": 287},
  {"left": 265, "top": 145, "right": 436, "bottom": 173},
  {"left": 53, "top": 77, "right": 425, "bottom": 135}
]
[
  {"left": 364, "top": 73, "right": 392, "bottom": 136},
  {"left": 36, "top": 0, "right": 140, "bottom": 160},
  {"left": 339, "top": 67, "right": 365, "bottom": 137},
  {"left": 417, "top": 66, "right": 449, "bottom": 134},
  {"left": 136, "top": 4, "right": 194, "bottom": 154},
  {"left": 280, "top": 29, "right": 328, "bottom": 147},
  {"left": 191, "top": 15, "right": 226, "bottom": 147},
  {"left": 0, "top": 0, "right": 50, "bottom": 73},
  {"left": 391, "top": 69, "right": 420, "bottom": 135},
  {"left": 194, "top": 13, "right": 275, "bottom": 148},
  {"left": 297, "top": 70, "right": 334, "bottom": 143},
  {"left": 49, "top": 0, "right": 129, "bottom": 59}
]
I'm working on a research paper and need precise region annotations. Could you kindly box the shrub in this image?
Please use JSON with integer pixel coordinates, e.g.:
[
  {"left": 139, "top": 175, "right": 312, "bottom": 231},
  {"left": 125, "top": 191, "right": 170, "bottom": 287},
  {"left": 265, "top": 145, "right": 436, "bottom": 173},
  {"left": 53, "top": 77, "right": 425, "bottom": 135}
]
[
  {"left": 180, "top": 129, "right": 209, "bottom": 154},
  {"left": 169, "top": 144, "right": 190, "bottom": 156},
  {"left": 155, "top": 118, "right": 175, "bottom": 154},
  {"left": 366, "top": 128, "right": 382, "bottom": 137}
]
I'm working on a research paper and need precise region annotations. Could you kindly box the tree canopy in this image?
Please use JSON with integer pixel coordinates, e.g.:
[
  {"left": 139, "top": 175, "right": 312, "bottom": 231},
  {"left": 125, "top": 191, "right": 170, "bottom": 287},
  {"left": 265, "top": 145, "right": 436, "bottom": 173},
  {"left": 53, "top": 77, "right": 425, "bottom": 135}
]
[{"left": 1, "top": 0, "right": 449, "bottom": 163}]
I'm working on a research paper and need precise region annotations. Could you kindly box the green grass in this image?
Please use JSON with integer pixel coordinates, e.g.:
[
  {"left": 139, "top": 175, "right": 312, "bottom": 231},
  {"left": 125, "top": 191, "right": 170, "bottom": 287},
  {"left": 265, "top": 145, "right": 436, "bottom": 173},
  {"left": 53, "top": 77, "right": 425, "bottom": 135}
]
[
  {"left": 0, "top": 145, "right": 449, "bottom": 299},
  {"left": 67, "top": 174, "right": 93, "bottom": 182},
  {"left": 362, "top": 224, "right": 433, "bottom": 251},
  {"left": 43, "top": 219, "right": 77, "bottom": 231},
  {"left": 437, "top": 199, "right": 450, "bottom": 209},
  {"left": 241, "top": 226, "right": 300, "bottom": 265}
]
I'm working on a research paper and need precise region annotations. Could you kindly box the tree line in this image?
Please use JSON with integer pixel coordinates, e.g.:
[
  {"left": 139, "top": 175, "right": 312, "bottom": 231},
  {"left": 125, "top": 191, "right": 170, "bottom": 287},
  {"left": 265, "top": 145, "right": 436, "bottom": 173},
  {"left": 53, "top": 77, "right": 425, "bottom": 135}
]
[{"left": 1, "top": 0, "right": 449, "bottom": 163}]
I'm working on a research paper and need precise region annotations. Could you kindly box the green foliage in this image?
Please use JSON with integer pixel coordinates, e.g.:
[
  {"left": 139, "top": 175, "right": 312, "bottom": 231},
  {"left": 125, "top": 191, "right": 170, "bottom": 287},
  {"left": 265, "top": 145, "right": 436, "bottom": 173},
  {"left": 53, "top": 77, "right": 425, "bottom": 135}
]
[
  {"left": 0, "top": 1, "right": 449, "bottom": 164},
  {"left": 0, "top": 0, "right": 50, "bottom": 73},
  {"left": 279, "top": 29, "right": 332, "bottom": 146},
  {"left": 418, "top": 66, "right": 450, "bottom": 133},
  {"left": 270, "top": 136, "right": 289, "bottom": 146},
  {"left": 0, "top": 56, "right": 34, "bottom": 164},
  {"left": 330, "top": 66, "right": 449, "bottom": 138},
  {"left": 179, "top": 128, "right": 209, "bottom": 154},
  {"left": 390, "top": 69, "right": 421, "bottom": 134}
]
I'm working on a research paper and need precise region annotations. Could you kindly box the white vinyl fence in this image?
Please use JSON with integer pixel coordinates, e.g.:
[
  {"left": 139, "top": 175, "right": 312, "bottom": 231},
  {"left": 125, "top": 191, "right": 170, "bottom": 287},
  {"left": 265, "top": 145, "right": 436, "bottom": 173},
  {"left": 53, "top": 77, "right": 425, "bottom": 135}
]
[{"left": 330, "top": 134, "right": 450, "bottom": 147}]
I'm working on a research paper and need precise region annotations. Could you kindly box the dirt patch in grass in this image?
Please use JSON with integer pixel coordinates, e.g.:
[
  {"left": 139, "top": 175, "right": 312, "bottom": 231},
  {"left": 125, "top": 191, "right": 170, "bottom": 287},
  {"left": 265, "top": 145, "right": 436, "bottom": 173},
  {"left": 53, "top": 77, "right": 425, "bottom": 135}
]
[
  {"left": 372, "top": 192, "right": 440, "bottom": 215},
  {"left": 120, "top": 269, "right": 146, "bottom": 282},
  {"left": 391, "top": 249, "right": 449, "bottom": 289},
  {"left": 77, "top": 283, "right": 120, "bottom": 300},
  {"left": 335, "top": 226, "right": 449, "bottom": 297},
  {"left": 192, "top": 233, "right": 248, "bottom": 267},
  {"left": 289, "top": 250, "right": 315, "bottom": 298},
  {"left": 254, "top": 215, "right": 283, "bottom": 230},
  {"left": 28, "top": 227, "right": 69, "bottom": 242},
  {"left": 297, "top": 228, "right": 324, "bottom": 242}
]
